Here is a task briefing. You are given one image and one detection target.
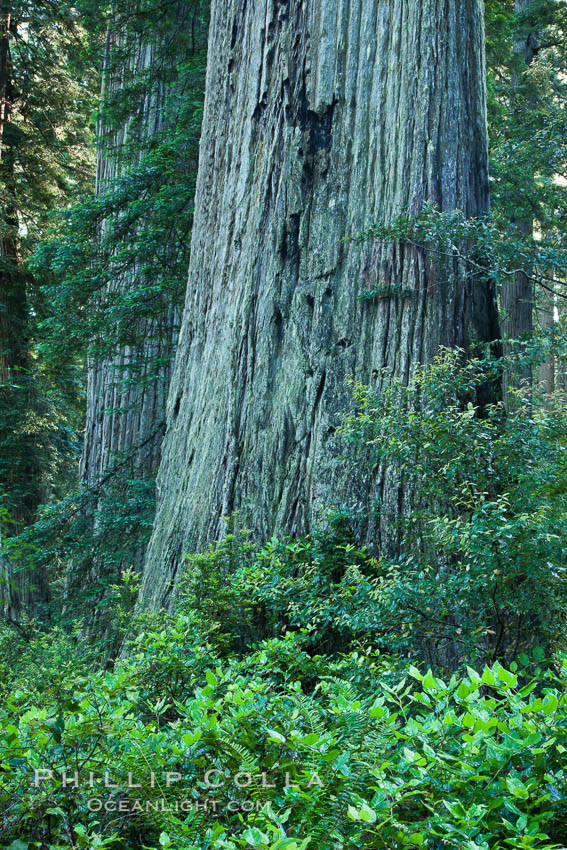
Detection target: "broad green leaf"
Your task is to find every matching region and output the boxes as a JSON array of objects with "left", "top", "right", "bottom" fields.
[{"left": 205, "top": 670, "right": 218, "bottom": 687}]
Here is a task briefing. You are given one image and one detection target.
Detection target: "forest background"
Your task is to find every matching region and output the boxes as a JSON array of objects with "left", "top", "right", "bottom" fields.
[{"left": 2, "top": 1, "right": 567, "bottom": 848}]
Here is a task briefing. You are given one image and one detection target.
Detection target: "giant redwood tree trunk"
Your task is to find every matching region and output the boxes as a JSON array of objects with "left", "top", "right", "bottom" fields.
[
  {"left": 80, "top": 29, "right": 177, "bottom": 506},
  {"left": 138, "top": 0, "right": 500, "bottom": 610}
]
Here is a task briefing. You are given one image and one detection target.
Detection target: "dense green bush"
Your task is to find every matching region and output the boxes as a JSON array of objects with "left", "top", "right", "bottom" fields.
[
  {"left": 1, "top": 615, "right": 567, "bottom": 849},
  {"left": 340, "top": 351, "right": 567, "bottom": 666},
  {"left": 173, "top": 352, "right": 567, "bottom": 670}
]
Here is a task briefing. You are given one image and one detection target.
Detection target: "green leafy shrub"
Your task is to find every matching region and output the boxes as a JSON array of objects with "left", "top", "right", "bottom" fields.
[
  {"left": 339, "top": 350, "right": 567, "bottom": 666},
  {"left": 177, "top": 513, "right": 374, "bottom": 658},
  {"left": 1, "top": 617, "right": 567, "bottom": 849},
  {"left": 174, "top": 351, "right": 567, "bottom": 671}
]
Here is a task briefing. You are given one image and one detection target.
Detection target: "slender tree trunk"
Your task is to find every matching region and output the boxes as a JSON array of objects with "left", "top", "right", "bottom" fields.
[
  {"left": 538, "top": 285, "right": 555, "bottom": 394},
  {"left": 0, "top": 6, "right": 10, "bottom": 158},
  {"left": 0, "top": 8, "right": 49, "bottom": 619},
  {"left": 557, "top": 300, "right": 567, "bottom": 395},
  {"left": 501, "top": 0, "right": 536, "bottom": 403},
  {"left": 138, "top": 0, "right": 500, "bottom": 611}
]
